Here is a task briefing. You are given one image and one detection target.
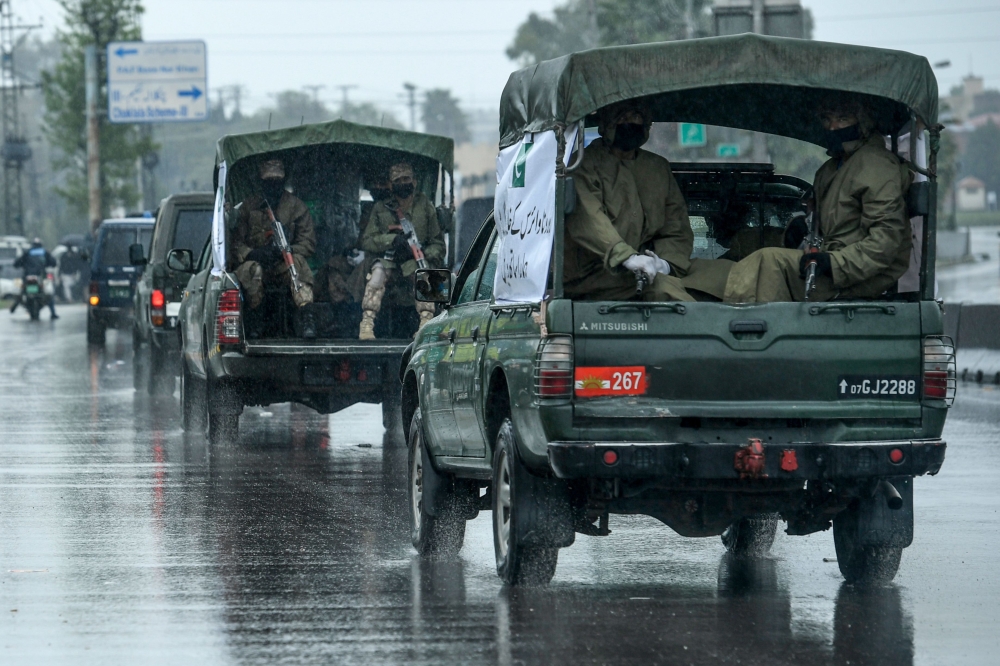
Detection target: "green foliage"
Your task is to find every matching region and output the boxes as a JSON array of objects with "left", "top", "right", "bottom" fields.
[
  {"left": 506, "top": 0, "right": 712, "bottom": 66},
  {"left": 421, "top": 89, "right": 470, "bottom": 144},
  {"left": 963, "top": 120, "right": 1000, "bottom": 195},
  {"left": 40, "top": 0, "right": 155, "bottom": 219}
]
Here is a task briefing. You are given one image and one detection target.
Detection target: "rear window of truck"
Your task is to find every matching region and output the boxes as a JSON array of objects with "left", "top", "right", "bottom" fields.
[{"left": 172, "top": 209, "right": 213, "bottom": 257}]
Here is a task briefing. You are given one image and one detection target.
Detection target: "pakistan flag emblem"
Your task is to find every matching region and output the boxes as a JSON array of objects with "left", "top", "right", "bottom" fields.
[{"left": 512, "top": 141, "right": 533, "bottom": 188}]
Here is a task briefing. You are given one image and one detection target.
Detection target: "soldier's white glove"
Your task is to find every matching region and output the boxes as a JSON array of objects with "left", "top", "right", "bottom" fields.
[
  {"left": 347, "top": 249, "right": 365, "bottom": 267},
  {"left": 643, "top": 250, "right": 671, "bottom": 276},
  {"left": 622, "top": 253, "right": 658, "bottom": 282}
]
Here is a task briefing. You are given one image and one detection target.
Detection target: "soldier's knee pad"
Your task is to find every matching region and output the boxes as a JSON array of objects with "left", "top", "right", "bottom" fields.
[{"left": 367, "top": 262, "right": 387, "bottom": 289}]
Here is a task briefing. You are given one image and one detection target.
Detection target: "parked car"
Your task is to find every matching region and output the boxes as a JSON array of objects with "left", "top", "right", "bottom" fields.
[
  {"left": 0, "top": 242, "right": 23, "bottom": 300},
  {"left": 178, "top": 119, "right": 455, "bottom": 443},
  {"left": 131, "top": 193, "right": 214, "bottom": 395},
  {"left": 401, "top": 35, "right": 952, "bottom": 586},
  {"left": 87, "top": 219, "right": 154, "bottom": 345}
]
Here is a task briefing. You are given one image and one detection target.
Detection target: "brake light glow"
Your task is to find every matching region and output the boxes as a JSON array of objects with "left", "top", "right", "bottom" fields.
[
  {"left": 215, "top": 289, "right": 242, "bottom": 345},
  {"left": 150, "top": 289, "right": 166, "bottom": 326},
  {"left": 89, "top": 295, "right": 99, "bottom": 306},
  {"left": 923, "top": 336, "right": 956, "bottom": 405},
  {"left": 534, "top": 336, "right": 574, "bottom": 399}
]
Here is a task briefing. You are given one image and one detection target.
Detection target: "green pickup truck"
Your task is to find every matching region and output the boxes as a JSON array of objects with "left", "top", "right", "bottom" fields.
[{"left": 401, "top": 35, "right": 954, "bottom": 586}]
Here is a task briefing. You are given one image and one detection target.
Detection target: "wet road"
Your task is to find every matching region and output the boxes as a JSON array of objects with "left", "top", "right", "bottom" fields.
[{"left": 2, "top": 305, "right": 999, "bottom": 665}]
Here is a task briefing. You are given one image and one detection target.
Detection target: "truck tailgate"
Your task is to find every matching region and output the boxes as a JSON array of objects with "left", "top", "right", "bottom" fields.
[{"left": 571, "top": 301, "right": 922, "bottom": 420}]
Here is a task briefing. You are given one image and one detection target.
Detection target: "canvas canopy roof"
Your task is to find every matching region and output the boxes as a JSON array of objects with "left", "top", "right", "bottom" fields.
[
  {"left": 216, "top": 119, "right": 454, "bottom": 173},
  {"left": 499, "top": 34, "right": 938, "bottom": 149}
]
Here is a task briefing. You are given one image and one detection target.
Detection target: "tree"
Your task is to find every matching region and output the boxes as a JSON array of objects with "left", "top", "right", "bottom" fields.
[
  {"left": 40, "top": 0, "right": 156, "bottom": 220},
  {"left": 506, "top": 0, "right": 712, "bottom": 66},
  {"left": 963, "top": 120, "right": 1000, "bottom": 197},
  {"left": 422, "top": 89, "right": 470, "bottom": 144},
  {"left": 339, "top": 102, "right": 404, "bottom": 130}
]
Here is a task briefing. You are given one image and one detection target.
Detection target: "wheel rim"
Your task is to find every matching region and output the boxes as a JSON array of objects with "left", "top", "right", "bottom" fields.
[
  {"left": 411, "top": 439, "right": 423, "bottom": 532},
  {"left": 496, "top": 449, "right": 511, "bottom": 559}
]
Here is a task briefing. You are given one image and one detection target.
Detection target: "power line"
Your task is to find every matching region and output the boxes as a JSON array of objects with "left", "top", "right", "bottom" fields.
[{"left": 819, "top": 5, "right": 1000, "bottom": 22}]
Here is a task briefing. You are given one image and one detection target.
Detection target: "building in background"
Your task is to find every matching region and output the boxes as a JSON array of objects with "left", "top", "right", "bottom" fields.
[
  {"left": 956, "top": 176, "right": 987, "bottom": 212},
  {"left": 712, "top": 0, "right": 809, "bottom": 40}
]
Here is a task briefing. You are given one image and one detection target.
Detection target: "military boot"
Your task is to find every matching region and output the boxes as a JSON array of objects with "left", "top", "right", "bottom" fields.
[{"left": 359, "top": 310, "right": 377, "bottom": 340}]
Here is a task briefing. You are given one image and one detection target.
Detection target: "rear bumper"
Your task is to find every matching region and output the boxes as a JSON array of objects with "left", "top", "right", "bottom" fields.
[
  {"left": 215, "top": 346, "right": 404, "bottom": 393},
  {"left": 90, "top": 306, "right": 133, "bottom": 329},
  {"left": 548, "top": 439, "right": 946, "bottom": 481}
]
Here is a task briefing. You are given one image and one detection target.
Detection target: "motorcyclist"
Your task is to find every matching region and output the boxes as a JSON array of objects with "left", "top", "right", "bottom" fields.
[{"left": 11, "top": 238, "right": 58, "bottom": 319}]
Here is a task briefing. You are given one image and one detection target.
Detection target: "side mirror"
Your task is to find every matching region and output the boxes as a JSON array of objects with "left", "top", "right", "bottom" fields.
[
  {"left": 166, "top": 248, "right": 195, "bottom": 273},
  {"left": 129, "top": 243, "right": 147, "bottom": 266},
  {"left": 414, "top": 268, "right": 451, "bottom": 304}
]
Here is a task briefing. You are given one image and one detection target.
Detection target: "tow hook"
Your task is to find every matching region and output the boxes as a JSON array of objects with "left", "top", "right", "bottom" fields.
[{"left": 735, "top": 438, "right": 767, "bottom": 479}]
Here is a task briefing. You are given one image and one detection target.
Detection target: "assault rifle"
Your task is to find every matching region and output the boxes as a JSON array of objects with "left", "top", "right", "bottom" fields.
[
  {"left": 262, "top": 201, "right": 306, "bottom": 297},
  {"left": 634, "top": 270, "right": 649, "bottom": 297},
  {"left": 392, "top": 211, "right": 428, "bottom": 270},
  {"left": 802, "top": 209, "right": 822, "bottom": 300}
]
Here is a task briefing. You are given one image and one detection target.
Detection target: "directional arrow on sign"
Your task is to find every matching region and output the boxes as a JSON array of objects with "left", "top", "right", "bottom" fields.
[
  {"left": 115, "top": 47, "right": 138, "bottom": 58},
  {"left": 178, "top": 86, "right": 202, "bottom": 100},
  {"left": 839, "top": 379, "right": 848, "bottom": 394}
]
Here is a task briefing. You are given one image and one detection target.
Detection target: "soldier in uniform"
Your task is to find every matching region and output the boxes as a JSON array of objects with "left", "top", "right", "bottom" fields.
[
  {"left": 358, "top": 162, "right": 445, "bottom": 339},
  {"left": 565, "top": 100, "right": 733, "bottom": 302},
  {"left": 232, "top": 158, "right": 318, "bottom": 338},
  {"left": 724, "top": 97, "right": 911, "bottom": 303}
]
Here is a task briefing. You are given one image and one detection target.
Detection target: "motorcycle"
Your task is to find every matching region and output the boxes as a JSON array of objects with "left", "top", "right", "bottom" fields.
[{"left": 21, "top": 272, "right": 53, "bottom": 321}]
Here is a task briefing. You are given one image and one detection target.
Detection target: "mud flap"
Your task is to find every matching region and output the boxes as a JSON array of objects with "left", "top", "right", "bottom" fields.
[
  {"left": 421, "top": 442, "right": 478, "bottom": 520},
  {"left": 854, "top": 476, "right": 914, "bottom": 548},
  {"left": 513, "top": 462, "right": 576, "bottom": 549}
]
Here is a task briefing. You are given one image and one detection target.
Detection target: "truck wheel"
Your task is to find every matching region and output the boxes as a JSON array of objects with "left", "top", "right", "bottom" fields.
[
  {"left": 147, "top": 347, "right": 174, "bottom": 396},
  {"left": 181, "top": 365, "right": 207, "bottom": 432},
  {"left": 87, "top": 315, "right": 105, "bottom": 346},
  {"left": 133, "top": 335, "right": 150, "bottom": 392},
  {"left": 382, "top": 382, "right": 404, "bottom": 441},
  {"left": 208, "top": 413, "right": 239, "bottom": 445},
  {"left": 833, "top": 502, "right": 903, "bottom": 585},
  {"left": 492, "top": 418, "right": 559, "bottom": 586},
  {"left": 721, "top": 513, "right": 779, "bottom": 558},
  {"left": 408, "top": 408, "right": 466, "bottom": 556}
]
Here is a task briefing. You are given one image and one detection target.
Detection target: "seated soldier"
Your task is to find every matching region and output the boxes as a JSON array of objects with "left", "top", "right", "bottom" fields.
[
  {"left": 724, "top": 96, "right": 911, "bottom": 303},
  {"left": 564, "top": 100, "right": 733, "bottom": 302},
  {"left": 358, "top": 162, "right": 445, "bottom": 339},
  {"left": 232, "top": 158, "right": 318, "bottom": 338}
]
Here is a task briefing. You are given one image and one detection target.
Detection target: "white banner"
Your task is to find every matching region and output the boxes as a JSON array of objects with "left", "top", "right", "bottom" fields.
[
  {"left": 493, "top": 127, "right": 577, "bottom": 304},
  {"left": 210, "top": 161, "right": 227, "bottom": 276}
]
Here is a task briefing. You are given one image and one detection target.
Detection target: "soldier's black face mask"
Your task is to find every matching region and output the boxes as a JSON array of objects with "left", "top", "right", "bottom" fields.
[
  {"left": 612, "top": 122, "right": 647, "bottom": 152},
  {"left": 261, "top": 178, "right": 285, "bottom": 206},
  {"left": 823, "top": 124, "right": 861, "bottom": 155},
  {"left": 392, "top": 182, "right": 415, "bottom": 199}
]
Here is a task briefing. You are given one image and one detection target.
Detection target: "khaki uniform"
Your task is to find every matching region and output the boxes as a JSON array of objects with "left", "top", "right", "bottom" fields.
[
  {"left": 232, "top": 192, "right": 316, "bottom": 309},
  {"left": 564, "top": 138, "right": 731, "bottom": 301},
  {"left": 360, "top": 193, "right": 444, "bottom": 306},
  {"left": 724, "top": 135, "right": 911, "bottom": 303}
]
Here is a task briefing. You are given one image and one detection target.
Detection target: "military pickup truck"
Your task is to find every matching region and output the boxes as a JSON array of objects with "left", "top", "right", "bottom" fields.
[
  {"left": 401, "top": 35, "right": 953, "bottom": 586},
  {"left": 178, "top": 120, "right": 454, "bottom": 443}
]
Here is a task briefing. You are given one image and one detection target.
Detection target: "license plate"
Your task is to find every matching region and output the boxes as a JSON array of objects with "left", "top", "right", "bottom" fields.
[
  {"left": 837, "top": 375, "right": 920, "bottom": 400},
  {"left": 109, "top": 287, "right": 131, "bottom": 299},
  {"left": 574, "top": 366, "right": 647, "bottom": 398},
  {"left": 25, "top": 285, "right": 39, "bottom": 294}
]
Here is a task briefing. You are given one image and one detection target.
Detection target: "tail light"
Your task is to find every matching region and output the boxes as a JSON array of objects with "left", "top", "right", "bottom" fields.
[
  {"left": 150, "top": 289, "right": 166, "bottom": 326},
  {"left": 215, "top": 289, "right": 242, "bottom": 345},
  {"left": 89, "top": 281, "right": 99, "bottom": 306},
  {"left": 923, "top": 336, "right": 956, "bottom": 405},
  {"left": 534, "top": 335, "right": 574, "bottom": 399}
]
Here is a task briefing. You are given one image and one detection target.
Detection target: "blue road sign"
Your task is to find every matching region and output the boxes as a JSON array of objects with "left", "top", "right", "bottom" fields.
[{"left": 107, "top": 40, "right": 208, "bottom": 124}]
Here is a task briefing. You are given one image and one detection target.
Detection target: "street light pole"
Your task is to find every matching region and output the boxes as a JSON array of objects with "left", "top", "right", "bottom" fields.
[{"left": 85, "top": 44, "right": 101, "bottom": 233}]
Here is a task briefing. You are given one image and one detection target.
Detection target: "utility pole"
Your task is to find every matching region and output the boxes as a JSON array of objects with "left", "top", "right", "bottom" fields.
[
  {"left": 85, "top": 44, "right": 101, "bottom": 233},
  {"left": 685, "top": 0, "right": 695, "bottom": 40},
  {"left": 335, "top": 84, "right": 356, "bottom": 114},
  {"left": 403, "top": 82, "right": 417, "bottom": 132},
  {"left": 0, "top": 0, "right": 40, "bottom": 236},
  {"left": 302, "top": 84, "right": 325, "bottom": 105},
  {"left": 750, "top": 0, "right": 768, "bottom": 163}
]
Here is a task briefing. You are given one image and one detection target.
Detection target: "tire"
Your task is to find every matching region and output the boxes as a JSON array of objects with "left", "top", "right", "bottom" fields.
[
  {"left": 382, "top": 381, "right": 404, "bottom": 441},
  {"left": 133, "top": 335, "right": 151, "bottom": 392},
  {"left": 147, "top": 347, "right": 174, "bottom": 396},
  {"left": 28, "top": 300, "right": 41, "bottom": 321},
  {"left": 492, "top": 418, "right": 559, "bottom": 587},
  {"left": 833, "top": 502, "right": 903, "bottom": 585},
  {"left": 408, "top": 408, "right": 467, "bottom": 556},
  {"left": 181, "top": 364, "right": 207, "bottom": 432},
  {"left": 721, "top": 513, "right": 779, "bottom": 558},
  {"left": 87, "top": 314, "right": 106, "bottom": 346},
  {"left": 208, "top": 413, "right": 239, "bottom": 445}
]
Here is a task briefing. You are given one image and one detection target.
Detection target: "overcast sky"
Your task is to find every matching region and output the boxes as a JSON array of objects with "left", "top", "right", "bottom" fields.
[{"left": 27, "top": 0, "right": 1000, "bottom": 120}]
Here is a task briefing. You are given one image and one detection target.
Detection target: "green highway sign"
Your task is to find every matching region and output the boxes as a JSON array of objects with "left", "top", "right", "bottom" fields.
[
  {"left": 679, "top": 123, "right": 707, "bottom": 147},
  {"left": 717, "top": 144, "right": 741, "bottom": 157}
]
